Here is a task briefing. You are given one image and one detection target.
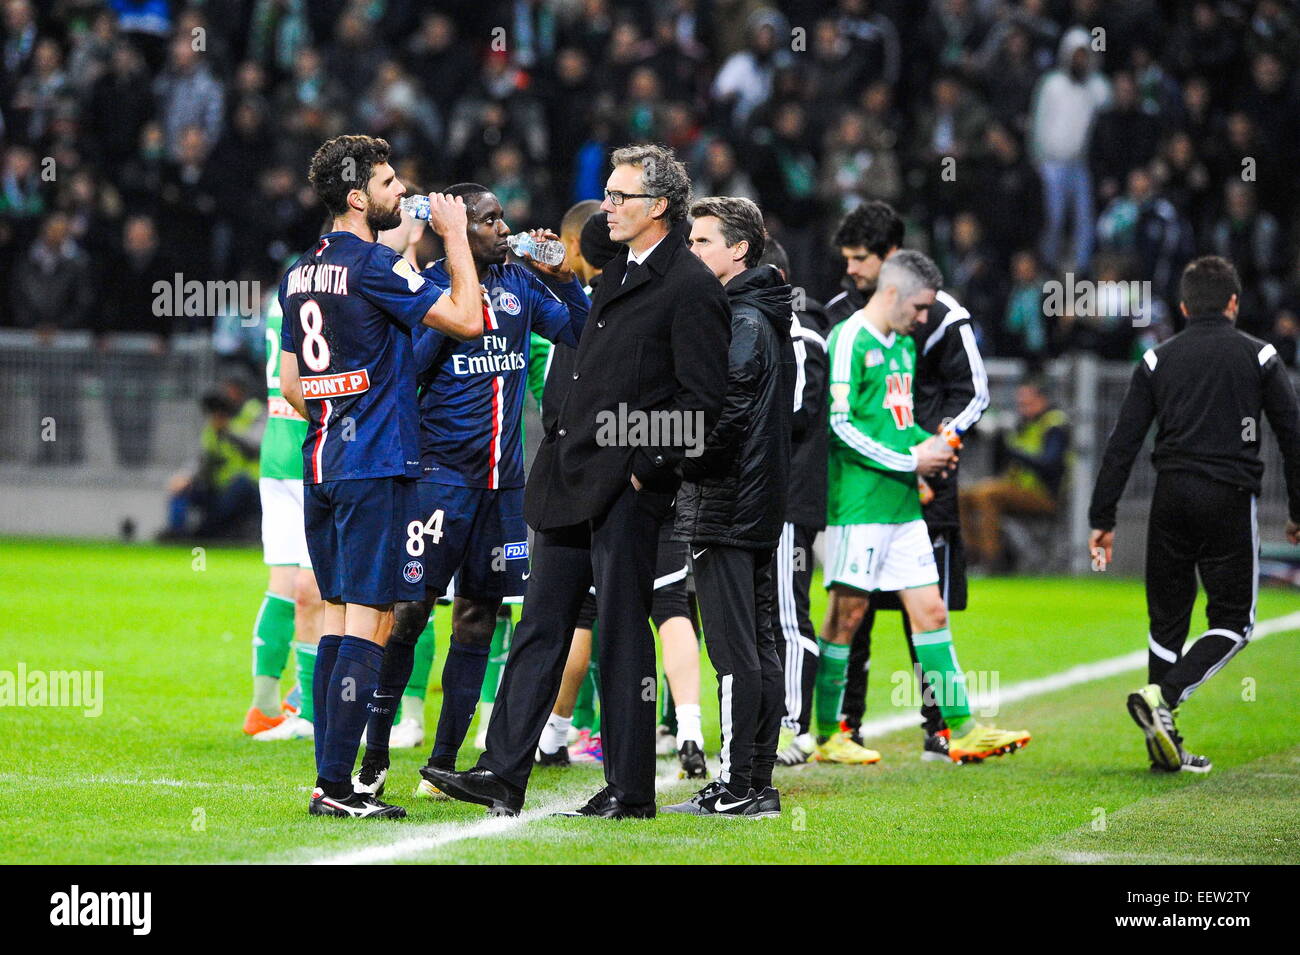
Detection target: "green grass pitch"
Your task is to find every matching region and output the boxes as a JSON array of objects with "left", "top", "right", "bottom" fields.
[{"left": 1, "top": 537, "right": 1297, "bottom": 865}]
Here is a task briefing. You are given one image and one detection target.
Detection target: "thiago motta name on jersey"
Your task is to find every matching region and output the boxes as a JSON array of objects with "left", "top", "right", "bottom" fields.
[
  {"left": 300, "top": 369, "right": 371, "bottom": 398},
  {"left": 284, "top": 262, "right": 350, "bottom": 296}
]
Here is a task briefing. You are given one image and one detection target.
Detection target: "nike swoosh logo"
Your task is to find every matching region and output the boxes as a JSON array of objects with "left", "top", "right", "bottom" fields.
[
  {"left": 714, "top": 796, "right": 750, "bottom": 811},
  {"left": 521, "top": 570, "right": 530, "bottom": 580},
  {"left": 692, "top": 548, "right": 708, "bottom": 559}
]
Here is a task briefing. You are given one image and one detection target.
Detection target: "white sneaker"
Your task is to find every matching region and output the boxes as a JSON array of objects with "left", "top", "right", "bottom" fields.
[
  {"left": 253, "top": 715, "right": 314, "bottom": 741},
  {"left": 388, "top": 716, "right": 425, "bottom": 749},
  {"left": 473, "top": 702, "right": 493, "bottom": 749},
  {"left": 351, "top": 764, "right": 388, "bottom": 797}
]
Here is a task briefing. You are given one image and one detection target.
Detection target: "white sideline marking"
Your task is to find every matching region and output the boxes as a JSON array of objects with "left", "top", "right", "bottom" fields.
[
  {"left": 852, "top": 610, "right": 1300, "bottom": 742},
  {"left": 308, "top": 765, "right": 685, "bottom": 866},
  {"left": 300, "top": 611, "right": 1300, "bottom": 865},
  {"left": 0, "top": 773, "right": 280, "bottom": 792}
]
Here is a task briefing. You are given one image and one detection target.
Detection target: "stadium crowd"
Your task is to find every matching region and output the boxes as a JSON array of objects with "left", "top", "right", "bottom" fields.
[{"left": 2, "top": 0, "right": 1300, "bottom": 368}]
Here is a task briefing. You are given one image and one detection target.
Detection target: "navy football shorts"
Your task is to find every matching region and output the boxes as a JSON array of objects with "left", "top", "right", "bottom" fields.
[
  {"left": 304, "top": 476, "right": 424, "bottom": 605},
  {"left": 410, "top": 483, "right": 529, "bottom": 602}
]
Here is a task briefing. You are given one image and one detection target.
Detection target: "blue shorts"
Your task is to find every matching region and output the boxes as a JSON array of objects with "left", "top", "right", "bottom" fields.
[
  {"left": 304, "top": 476, "right": 425, "bottom": 605},
  {"left": 412, "top": 483, "right": 528, "bottom": 602}
]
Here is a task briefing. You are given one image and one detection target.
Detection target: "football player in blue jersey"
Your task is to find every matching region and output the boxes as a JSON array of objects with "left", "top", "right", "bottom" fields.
[
  {"left": 277, "top": 135, "right": 484, "bottom": 818},
  {"left": 354, "top": 183, "right": 591, "bottom": 799}
]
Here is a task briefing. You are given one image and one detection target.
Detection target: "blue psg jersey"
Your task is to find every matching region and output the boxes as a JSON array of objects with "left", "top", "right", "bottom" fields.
[
  {"left": 414, "top": 261, "right": 589, "bottom": 489},
  {"left": 279, "top": 231, "right": 444, "bottom": 484}
]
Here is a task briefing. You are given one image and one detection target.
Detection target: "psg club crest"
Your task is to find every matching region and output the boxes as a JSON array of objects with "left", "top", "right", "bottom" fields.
[
  {"left": 403, "top": 560, "right": 424, "bottom": 584},
  {"left": 495, "top": 291, "right": 521, "bottom": 315}
]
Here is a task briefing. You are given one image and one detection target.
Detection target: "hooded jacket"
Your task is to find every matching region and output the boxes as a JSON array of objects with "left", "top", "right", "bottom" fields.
[{"left": 673, "top": 265, "right": 795, "bottom": 549}]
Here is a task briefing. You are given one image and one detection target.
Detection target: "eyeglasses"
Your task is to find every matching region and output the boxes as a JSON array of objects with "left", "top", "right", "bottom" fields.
[{"left": 604, "top": 189, "right": 661, "bottom": 206}]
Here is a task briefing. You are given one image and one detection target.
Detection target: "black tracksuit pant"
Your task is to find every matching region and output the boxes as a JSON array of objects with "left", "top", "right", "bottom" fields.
[
  {"left": 480, "top": 483, "right": 666, "bottom": 806},
  {"left": 1146, "top": 471, "right": 1257, "bottom": 706},
  {"left": 776, "top": 522, "right": 819, "bottom": 735},
  {"left": 692, "top": 544, "right": 784, "bottom": 793}
]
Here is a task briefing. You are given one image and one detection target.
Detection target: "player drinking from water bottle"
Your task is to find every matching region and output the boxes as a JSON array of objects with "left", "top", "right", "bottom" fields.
[{"left": 278, "top": 135, "right": 483, "bottom": 818}]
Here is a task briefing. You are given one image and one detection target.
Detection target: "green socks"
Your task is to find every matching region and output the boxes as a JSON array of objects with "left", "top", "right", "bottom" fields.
[
  {"left": 910, "top": 627, "right": 972, "bottom": 733},
  {"left": 573, "top": 624, "right": 600, "bottom": 732},
  {"left": 403, "top": 618, "right": 437, "bottom": 700},
  {"left": 814, "top": 639, "right": 850, "bottom": 738},
  {"left": 479, "top": 613, "right": 513, "bottom": 705},
  {"left": 292, "top": 641, "right": 316, "bottom": 723},
  {"left": 251, "top": 592, "right": 294, "bottom": 714}
]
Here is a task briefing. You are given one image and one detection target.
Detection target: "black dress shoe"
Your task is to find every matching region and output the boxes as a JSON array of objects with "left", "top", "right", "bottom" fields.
[
  {"left": 553, "top": 785, "right": 656, "bottom": 819},
  {"left": 420, "top": 765, "right": 524, "bottom": 817}
]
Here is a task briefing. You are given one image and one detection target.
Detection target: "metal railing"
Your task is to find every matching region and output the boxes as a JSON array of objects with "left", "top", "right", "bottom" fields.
[{"left": 0, "top": 331, "right": 217, "bottom": 474}]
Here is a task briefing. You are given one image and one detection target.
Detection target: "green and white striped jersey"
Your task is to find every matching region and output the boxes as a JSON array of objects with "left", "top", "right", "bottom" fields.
[
  {"left": 260, "top": 296, "right": 307, "bottom": 480},
  {"left": 826, "top": 310, "right": 930, "bottom": 525}
]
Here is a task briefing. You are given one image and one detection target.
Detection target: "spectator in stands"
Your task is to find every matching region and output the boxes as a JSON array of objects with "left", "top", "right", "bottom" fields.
[
  {"left": 750, "top": 100, "right": 820, "bottom": 284},
  {"left": 710, "top": 8, "right": 790, "bottom": 132},
  {"left": 1210, "top": 181, "right": 1285, "bottom": 334},
  {"left": 960, "top": 379, "right": 1072, "bottom": 571},
  {"left": 1151, "top": 131, "right": 1212, "bottom": 239},
  {"left": 153, "top": 31, "right": 225, "bottom": 159},
  {"left": 87, "top": 40, "right": 152, "bottom": 168},
  {"left": 165, "top": 372, "right": 262, "bottom": 540},
  {"left": 1029, "top": 26, "right": 1110, "bottom": 274},
  {"left": 8, "top": 35, "right": 65, "bottom": 142},
  {"left": 1, "top": 0, "right": 38, "bottom": 101},
  {"left": 404, "top": 12, "right": 474, "bottom": 129},
  {"left": 818, "top": 108, "right": 900, "bottom": 215},
  {"left": 1089, "top": 71, "right": 1161, "bottom": 207},
  {"left": 1002, "top": 249, "right": 1048, "bottom": 359},
  {"left": 836, "top": 0, "right": 901, "bottom": 89},
  {"left": 693, "top": 139, "right": 757, "bottom": 204},
  {"left": 974, "top": 20, "right": 1041, "bottom": 128},
  {"left": 970, "top": 122, "right": 1042, "bottom": 269},
  {"left": 12, "top": 211, "right": 94, "bottom": 464},
  {"left": 944, "top": 210, "right": 1005, "bottom": 335},
  {"left": 99, "top": 214, "right": 176, "bottom": 467}
]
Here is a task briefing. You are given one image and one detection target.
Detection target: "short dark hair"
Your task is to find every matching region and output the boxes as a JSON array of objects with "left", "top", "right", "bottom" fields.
[
  {"left": 689, "top": 196, "right": 766, "bottom": 267},
  {"left": 1180, "top": 255, "right": 1241, "bottom": 316},
  {"left": 579, "top": 211, "right": 620, "bottom": 270},
  {"left": 610, "top": 143, "right": 691, "bottom": 224},
  {"left": 308, "top": 135, "right": 392, "bottom": 217},
  {"left": 562, "top": 199, "right": 603, "bottom": 239},
  {"left": 446, "top": 182, "right": 491, "bottom": 205},
  {"left": 759, "top": 236, "right": 790, "bottom": 279},
  {"left": 834, "top": 200, "right": 904, "bottom": 257}
]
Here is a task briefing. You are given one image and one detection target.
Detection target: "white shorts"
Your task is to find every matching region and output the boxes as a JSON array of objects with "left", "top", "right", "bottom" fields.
[
  {"left": 260, "top": 477, "right": 312, "bottom": 568},
  {"left": 824, "top": 520, "right": 938, "bottom": 593}
]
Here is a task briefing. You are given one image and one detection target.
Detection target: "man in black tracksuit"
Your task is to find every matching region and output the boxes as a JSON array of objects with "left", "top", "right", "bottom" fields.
[
  {"left": 1090, "top": 256, "right": 1300, "bottom": 773},
  {"left": 757, "top": 240, "right": 832, "bottom": 763},
  {"left": 668, "top": 197, "right": 795, "bottom": 817},
  {"left": 822, "top": 202, "right": 990, "bottom": 760}
]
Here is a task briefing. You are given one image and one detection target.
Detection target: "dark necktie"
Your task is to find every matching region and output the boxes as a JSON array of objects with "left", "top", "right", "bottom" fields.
[{"left": 622, "top": 257, "right": 640, "bottom": 285}]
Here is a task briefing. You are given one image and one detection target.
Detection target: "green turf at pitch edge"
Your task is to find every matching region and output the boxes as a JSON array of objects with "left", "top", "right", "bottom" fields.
[{"left": 0, "top": 538, "right": 1295, "bottom": 864}]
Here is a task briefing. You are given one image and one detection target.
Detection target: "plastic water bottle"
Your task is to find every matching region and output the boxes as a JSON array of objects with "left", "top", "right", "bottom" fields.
[
  {"left": 917, "top": 419, "right": 964, "bottom": 505},
  {"left": 400, "top": 195, "right": 431, "bottom": 220},
  {"left": 507, "top": 232, "right": 566, "bottom": 267}
]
